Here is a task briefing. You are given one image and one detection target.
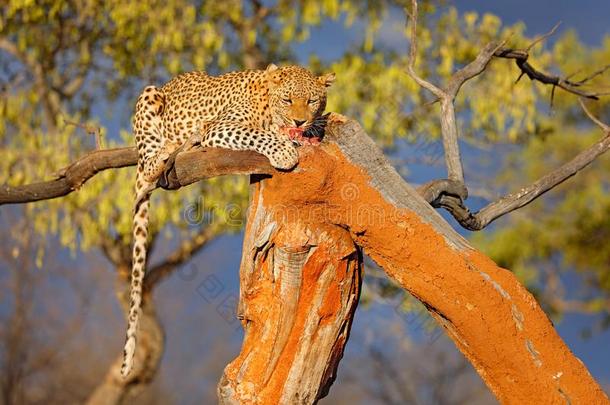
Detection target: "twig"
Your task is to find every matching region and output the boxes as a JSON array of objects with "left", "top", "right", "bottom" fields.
[
  {"left": 493, "top": 48, "right": 602, "bottom": 100},
  {"left": 573, "top": 64, "right": 610, "bottom": 85},
  {"left": 579, "top": 98, "right": 610, "bottom": 132},
  {"left": 404, "top": 2, "right": 444, "bottom": 99},
  {"left": 446, "top": 41, "right": 506, "bottom": 98},
  {"left": 526, "top": 22, "right": 561, "bottom": 52},
  {"left": 64, "top": 118, "right": 103, "bottom": 149}
]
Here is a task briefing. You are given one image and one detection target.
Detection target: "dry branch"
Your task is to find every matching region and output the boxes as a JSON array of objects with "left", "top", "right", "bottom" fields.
[
  {"left": 0, "top": 148, "right": 137, "bottom": 205},
  {"left": 434, "top": 122, "right": 610, "bottom": 230},
  {"left": 493, "top": 48, "right": 603, "bottom": 100},
  {"left": 0, "top": 147, "right": 273, "bottom": 206},
  {"left": 405, "top": 0, "right": 467, "bottom": 185},
  {"left": 405, "top": 0, "right": 610, "bottom": 231}
]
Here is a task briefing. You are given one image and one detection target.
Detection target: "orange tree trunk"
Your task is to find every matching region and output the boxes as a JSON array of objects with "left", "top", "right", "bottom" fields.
[
  {"left": 217, "top": 115, "right": 608, "bottom": 404},
  {"left": 217, "top": 194, "right": 362, "bottom": 403}
]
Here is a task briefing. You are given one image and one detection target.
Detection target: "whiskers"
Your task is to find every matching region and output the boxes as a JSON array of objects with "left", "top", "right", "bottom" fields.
[{"left": 303, "top": 113, "right": 330, "bottom": 139}]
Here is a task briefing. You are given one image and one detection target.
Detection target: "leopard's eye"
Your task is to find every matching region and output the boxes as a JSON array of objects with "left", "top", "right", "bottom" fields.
[
  {"left": 307, "top": 98, "right": 318, "bottom": 105},
  {"left": 282, "top": 98, "right": 292, "bottom": 104}
]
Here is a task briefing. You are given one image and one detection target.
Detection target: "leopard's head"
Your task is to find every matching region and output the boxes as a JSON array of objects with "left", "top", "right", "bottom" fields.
[{"left": 266, "top": 64, "right": 335, "bottom": 133}]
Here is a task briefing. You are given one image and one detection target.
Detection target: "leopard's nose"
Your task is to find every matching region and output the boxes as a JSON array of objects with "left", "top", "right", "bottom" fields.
[{"left": 294, "top": 119, "right": 306, "bottom": 127}]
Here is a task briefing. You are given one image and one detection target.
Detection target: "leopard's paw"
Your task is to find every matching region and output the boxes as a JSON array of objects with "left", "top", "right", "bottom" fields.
[{"left": 268, "top": 141, "right": 298, "bottom": 170}]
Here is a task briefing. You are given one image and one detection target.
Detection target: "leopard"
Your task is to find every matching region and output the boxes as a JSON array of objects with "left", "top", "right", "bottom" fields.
[{"left": 121, "top": 64, "right": 335, "bottom": 377}]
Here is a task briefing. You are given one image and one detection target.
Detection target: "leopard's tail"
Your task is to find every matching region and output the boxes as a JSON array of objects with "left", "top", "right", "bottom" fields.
[{"left": 121, "top": 166, "right": 153, "bottom": 378}]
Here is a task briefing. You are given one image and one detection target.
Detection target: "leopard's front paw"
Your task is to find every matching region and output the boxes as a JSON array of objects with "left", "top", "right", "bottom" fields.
[{"left": 268, "top": 141, "right": 298, "bottom": 170}]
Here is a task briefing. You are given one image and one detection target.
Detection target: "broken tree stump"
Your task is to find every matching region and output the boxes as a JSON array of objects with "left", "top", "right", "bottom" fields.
[{"left": 217, "top": 189, "right": 362, "bottom": 403}]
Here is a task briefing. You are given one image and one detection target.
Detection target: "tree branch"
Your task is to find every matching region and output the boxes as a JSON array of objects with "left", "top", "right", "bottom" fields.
[
  {"left": 490, "top": 22, "right": 609, "bottom": 101},
  {"left": 0, "top": 148, "right": 137, "bottom": 205},
  {"left": 143, "top": 225, "right": 219, "bottom": 291},
  {"left": 405, "top": 0, "right": 610, "bottom": 230},
  {"left": 0, "top": 147, "right": 274, "bottom": 206},
  {"left": 493, "top": 48, "right": 602, "bottom": 100},
  {"left": 435, "top": 115, "right": 610, "bottom": 231},
  {"left": 405, "top": 0, "right": 504, "bottom": 188}
]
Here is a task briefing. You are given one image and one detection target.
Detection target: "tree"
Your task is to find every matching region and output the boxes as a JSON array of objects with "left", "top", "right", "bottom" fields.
[
  {"left": 1, "top": 0, "right": 610, "bottom": 402},
  {"left": 1, "top": 0, "right": 402, "bottom": 400}
]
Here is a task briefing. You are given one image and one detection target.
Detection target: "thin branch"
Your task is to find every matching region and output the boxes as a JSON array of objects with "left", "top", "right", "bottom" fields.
[
  {"left": 63, "top": 118, "right": 103, "bottom": 149},
  {"left": 580, "top": 98, "right": 610, "bottom": 132},
  {"left": 143, "top": 225, "right": 219, "bottom": 291},
  {"left": 573, "top": 64, "right": 610, "bottom": 85},
  {"left": 526, "top": 22, "right": 561, "bottom": 52},
  {"left": 493, "top": 48, "right": 602, "bottom": 100},
  {"left": 446, "top": 41, "right": 505, "bottom": 98},
  {"left": 404, "top": 1, "right": 444, "bottom": 99},
  {"left": 492, "top": 22, "right": 607, "bottom": 99},
  {"left": 405, "top": 0, "right": 466, "bottom": 185},
  {"left": 430, "top": 119, "right": 610, "bottom": 231}
]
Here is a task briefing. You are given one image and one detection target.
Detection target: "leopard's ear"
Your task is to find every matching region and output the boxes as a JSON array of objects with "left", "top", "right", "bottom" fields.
[
  {"left": 266, "top": 63, "right": 279, "bottom": 73},
  {"left": 317, "top": 72, "right": 336, "bottom": 88},
  {"left": 266, "top": 63, "right": 282, "bottom": 88}
]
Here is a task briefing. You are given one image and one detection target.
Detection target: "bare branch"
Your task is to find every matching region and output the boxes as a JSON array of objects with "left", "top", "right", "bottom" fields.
[
  {"left": 580, "top": 98, "right": 610, "bottom": 132},
  {"left": 526, "top": 22, "right": 561, "bottom": 52},
  {"left": 143, "top": 225, "right": 219, "bottom": 290},
  {"left": 63, "top": 118, "right": 103, "bottom": 149},
  {"left": 493, "top": 48, "right": 602, "bottom": 99},
  {"left": 446, "top": 41, "right": 506, "bottom": 97},
  {"left": 573, "top": 64, "right": 610, "bottom": 85},
  {"left": 0, "top": 147, "right": 274, "bottom": 206},
  {"left": 430, "top": 124, "right": 610, "bottom": 230},
  {"left": 404, "top": 1, "right": 444, "bottom": 98},
  {"left": 405, "top": 0, "right": 466, "bottom": 184}
]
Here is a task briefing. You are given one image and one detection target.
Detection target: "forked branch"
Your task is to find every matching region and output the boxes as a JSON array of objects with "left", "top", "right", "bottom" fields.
[{"left": 406, "top": 0, "right": 610, "bottom": 230}]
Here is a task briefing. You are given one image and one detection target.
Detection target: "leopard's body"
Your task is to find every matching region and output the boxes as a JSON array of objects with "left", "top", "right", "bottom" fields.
[{"left": 122, "top": 64, "right": 335, "bottom": 377}]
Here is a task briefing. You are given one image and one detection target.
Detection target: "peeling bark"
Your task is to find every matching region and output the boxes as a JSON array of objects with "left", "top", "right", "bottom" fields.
[{"left": 217, "top": 192, "right": 362, "bottom": 404}]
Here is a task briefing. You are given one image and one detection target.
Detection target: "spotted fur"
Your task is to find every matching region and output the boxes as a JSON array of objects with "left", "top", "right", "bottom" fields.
[{"left": 121, "top": 64, "right": 335, "bottom": 377}]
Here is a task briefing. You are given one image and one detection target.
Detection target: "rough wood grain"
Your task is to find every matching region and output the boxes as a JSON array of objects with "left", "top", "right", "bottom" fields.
[{"left": 218, "top": 194, "right": 362, "bottom": 404}]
